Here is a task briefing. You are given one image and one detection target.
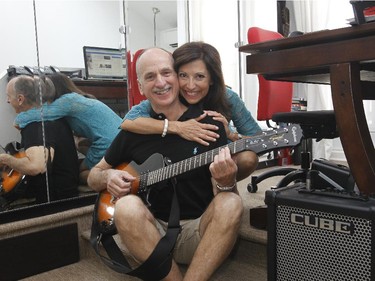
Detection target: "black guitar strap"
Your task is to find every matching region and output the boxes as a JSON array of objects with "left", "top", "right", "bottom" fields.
[{"left": 90, "top": 181, "right": 181, "bottom": 281}]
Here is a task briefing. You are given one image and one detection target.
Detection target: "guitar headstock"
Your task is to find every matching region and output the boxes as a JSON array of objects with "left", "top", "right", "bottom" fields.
[{"left": 244, "top": 124, "right": 303, "bottom": 155}]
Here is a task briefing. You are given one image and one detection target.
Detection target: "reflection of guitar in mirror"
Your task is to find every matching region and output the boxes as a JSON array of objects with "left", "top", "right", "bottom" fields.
[
  {"left": 0, "top": 142, "right": 27, "bottom": 196},
  {"left": 94, "top": 124, "right": 303, "bottom": 235}
]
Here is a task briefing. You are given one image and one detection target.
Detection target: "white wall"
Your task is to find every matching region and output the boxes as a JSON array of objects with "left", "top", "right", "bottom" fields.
[
  {"left": 36, "top": 1, "right": 123, "bottom": 68},
  {"left": 126, "top": 1, "right": 179, "bottom": 53},
  {"left": 0, "top": 1, "right": 37, "bottom": 72},
  {"left": 126, "top": 2, "right": 155, "bottom": 52}
]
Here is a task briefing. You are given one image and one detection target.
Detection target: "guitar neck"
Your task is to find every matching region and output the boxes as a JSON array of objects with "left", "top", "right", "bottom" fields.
[
  {"left": 144, "top": 138, "right": 245, "bottom": 185},
  {"left": 143, "top": 128, "right": 282, "bottom": 187}
]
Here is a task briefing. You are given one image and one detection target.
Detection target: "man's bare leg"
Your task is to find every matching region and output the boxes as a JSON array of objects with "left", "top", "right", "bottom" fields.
[
  {"left": 183, "top": 192, "right": 243, "bottom": 281},
  {"left": 236, "top": 151, "right": 258, "bottom": 181},
  {"left": 115, "top": 195, "right": 183, "bottom": 281}
]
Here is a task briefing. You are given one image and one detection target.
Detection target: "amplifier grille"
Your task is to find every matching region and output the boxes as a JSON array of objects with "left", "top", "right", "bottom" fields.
[{"left": 276, "top": 205, "right": 372, "bottom": 281}]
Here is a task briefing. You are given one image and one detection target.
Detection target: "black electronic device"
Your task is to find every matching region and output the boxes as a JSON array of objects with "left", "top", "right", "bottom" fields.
[
  {"left": 39, "top": 66, "right": 59, "bottom": 75},
  {"left": 7, "top": 65, "right": 33, "bottom": 77},
  {"left": 7, "top": 65, "right": 58, "bottom": 78},
  {"left": 311, "top": 158, "right": 355, "bottom": 192},
  {"left": 266, "top": 184, "right": 375, "bottom": 281},
  {"left": 83, "top": 46, "right": 126, "bottom": 80},
  {"left": 350, "top": 0, "right": 375, "bottom": 25}
]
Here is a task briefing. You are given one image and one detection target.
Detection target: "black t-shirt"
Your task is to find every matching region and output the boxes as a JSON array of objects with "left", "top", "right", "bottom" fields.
[
  {"left": 105, "top": 104, "right": 228, "bottom": 221},
  {"left": 21, "top": 119, "right": 79, "bottom": 203}
]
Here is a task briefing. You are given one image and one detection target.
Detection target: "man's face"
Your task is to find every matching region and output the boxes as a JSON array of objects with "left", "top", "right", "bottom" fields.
[
  {"left": 137, "top": 49, "right": 179, "bottom": 112},
  {"left": 6, "top": 79, "right": 22, "bottom": 113}
]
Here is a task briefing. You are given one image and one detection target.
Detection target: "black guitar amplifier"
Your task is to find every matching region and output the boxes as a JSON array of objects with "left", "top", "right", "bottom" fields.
[{"left": 266, "top": 184, "right": 375, "bottom": 281}]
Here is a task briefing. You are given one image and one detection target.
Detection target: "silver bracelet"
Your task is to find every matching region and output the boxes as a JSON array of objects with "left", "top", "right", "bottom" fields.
[
  {"left": 162, "top": 118, "right": 169, "bottom": 137},
  {"left": 216, "top": 182, "right": 236, "bottom": 192}
]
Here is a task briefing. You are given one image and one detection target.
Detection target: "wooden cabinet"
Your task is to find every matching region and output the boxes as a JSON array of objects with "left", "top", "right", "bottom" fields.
[{"left": 74, "top": 79, "right": 128, "bottom": 117}]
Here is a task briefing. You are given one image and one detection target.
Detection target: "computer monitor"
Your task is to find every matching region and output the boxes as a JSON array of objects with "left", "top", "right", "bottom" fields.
[{"left": 83, "top": 46, "right": 127, "bottom": 80}]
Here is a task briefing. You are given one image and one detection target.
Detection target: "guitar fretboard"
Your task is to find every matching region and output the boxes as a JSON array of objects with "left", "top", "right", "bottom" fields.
[{"left": 143, "top": 129, "right": 287, "bottom": 187}]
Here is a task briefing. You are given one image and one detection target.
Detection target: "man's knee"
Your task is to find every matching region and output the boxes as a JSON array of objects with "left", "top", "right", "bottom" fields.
[
  {"left": 114, "top": 195, "right": 146, "bottom": 226},
  {"left": 214, "top": 193, "right": 243, "bottom": 222},
  {"left": 236, "top": 151, "right": 259, "bottom": 181}
]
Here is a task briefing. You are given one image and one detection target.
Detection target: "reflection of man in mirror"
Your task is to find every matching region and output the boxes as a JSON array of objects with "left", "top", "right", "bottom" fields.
[{"left": 0, "top": 75, "right": 79, "bottom": 207}]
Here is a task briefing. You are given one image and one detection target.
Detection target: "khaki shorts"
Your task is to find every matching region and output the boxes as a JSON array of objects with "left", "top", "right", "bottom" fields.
[{"left": 155, "top": 218, "right": 201, "bottom": 265}]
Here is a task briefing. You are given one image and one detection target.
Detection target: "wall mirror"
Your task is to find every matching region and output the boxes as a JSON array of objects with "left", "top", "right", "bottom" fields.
[{"left": 0, "top": 0, "right": 183, "bottom": 223}]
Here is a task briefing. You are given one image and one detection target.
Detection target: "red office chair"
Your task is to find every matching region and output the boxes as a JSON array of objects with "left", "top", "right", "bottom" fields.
[
  {"left": 247, "top": 27, "right": 339, "bottom": 193},
  {"left": 248, "top": 27, "right": 293, "bottom": 127},
  {"left": 247, "top": 27, "right": 296, "bottom": 192},
  {"left": 127, "top": 49, "right": 147, "bottom": 109}
]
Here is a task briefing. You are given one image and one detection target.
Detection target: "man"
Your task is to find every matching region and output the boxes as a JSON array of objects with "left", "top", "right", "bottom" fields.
[
  {"left": 87, "top": 48, "right": 243, "bottom": 280},
  {"left": 0, "top": 75, "right": 79, "bottom": 203}
]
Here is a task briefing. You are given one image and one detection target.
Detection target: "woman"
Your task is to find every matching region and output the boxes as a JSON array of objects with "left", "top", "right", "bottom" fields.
[
  {"left": 14, "top": 73, "right": 122, "bottom": 184},
  {"left": 121, "top": 42, "right": 261, "bottom": 180}
]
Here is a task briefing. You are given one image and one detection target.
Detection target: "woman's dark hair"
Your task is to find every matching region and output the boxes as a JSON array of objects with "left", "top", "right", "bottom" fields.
[
  {"left": 173, "top": 41, "right": 231, "bottom": 120},
  {"left": 47, "top": 73, "right": 95, "bottom": 100}
]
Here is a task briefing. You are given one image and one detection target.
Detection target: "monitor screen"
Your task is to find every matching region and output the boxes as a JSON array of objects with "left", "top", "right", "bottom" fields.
[{"left": 83, "top": 46, "right": 127, "bottom": 80}]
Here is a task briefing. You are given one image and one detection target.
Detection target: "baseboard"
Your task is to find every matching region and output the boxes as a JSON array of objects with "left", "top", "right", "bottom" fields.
[{"left": 0, "top": 223, "right": 80, "bottom": 280}]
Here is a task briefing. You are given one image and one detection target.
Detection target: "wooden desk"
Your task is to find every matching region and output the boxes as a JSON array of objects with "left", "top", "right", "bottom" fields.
[
  {"left": 73, "top": 79, "right": 127, "bottom": 99},
  {"left": 240, "top": 22, "right": 375, "bottom": 195}
]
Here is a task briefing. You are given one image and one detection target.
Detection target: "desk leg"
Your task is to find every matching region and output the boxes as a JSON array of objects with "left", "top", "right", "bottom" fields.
[{"left": 330, "top": 62, "right": 375, "bottom": 195}]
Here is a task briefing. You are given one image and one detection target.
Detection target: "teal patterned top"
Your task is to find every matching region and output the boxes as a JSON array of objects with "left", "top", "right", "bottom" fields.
[{"left": 15, "top": 93, "right": 122, "bottom": 168}]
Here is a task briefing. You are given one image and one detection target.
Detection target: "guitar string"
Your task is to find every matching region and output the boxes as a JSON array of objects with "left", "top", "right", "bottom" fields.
[
  {"left": 144, "top": 131, "right": 271, "bottom": 186},
  {"left": 139, "top": 126, "right": 298, "bottom": 189}
]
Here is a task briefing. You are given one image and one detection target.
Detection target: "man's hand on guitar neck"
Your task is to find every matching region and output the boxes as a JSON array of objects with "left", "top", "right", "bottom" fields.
[{"left": 209, "top": 147, "right": 238, "bottom": 194}]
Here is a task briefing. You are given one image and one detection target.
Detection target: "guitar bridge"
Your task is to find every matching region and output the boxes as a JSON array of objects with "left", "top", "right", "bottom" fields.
[{"left": 100, "top": 218, "right": 117, "bottom": 236}]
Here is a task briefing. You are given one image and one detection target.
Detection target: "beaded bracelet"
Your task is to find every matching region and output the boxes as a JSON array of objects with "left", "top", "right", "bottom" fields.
[
  {"left": 216, "top": 182, "right": 236, "bottom": 192},
  {"left": 162, "top": 118, "right": 169, "bottom": 137}
]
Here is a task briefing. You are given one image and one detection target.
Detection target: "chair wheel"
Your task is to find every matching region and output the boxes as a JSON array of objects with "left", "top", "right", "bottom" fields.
[{"left": 247, "top": 183, "right": 258, "bottom": 193}]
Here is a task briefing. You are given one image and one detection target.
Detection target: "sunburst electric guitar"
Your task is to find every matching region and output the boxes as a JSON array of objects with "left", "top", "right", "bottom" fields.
[
  {"left": 94, "top": 124, "right": 303, "bottom": 235},
  {"left": 0, "top": 142, "right": 26, "bottom": 195}
]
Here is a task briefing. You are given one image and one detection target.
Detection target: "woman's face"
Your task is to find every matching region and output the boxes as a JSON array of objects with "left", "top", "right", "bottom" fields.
[{"left": 178, "top": 59, "right": 212, "bottom": 104}]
